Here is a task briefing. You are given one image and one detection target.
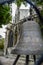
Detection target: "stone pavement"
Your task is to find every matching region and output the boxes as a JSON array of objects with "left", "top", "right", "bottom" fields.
[{"left": 0, "top": 55, "right": 34, "bottom": 65}]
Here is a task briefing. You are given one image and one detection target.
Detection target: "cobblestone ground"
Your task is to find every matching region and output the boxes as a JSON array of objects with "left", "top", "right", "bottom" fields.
[{"left": 0, "top": 55, "right": 34, "bottom": 65}]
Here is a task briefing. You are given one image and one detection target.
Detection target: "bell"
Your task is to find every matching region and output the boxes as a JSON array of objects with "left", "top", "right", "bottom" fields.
[
  {"left": 2, "top": 0, "right": 43, "bottom": 55},
  {"left": 11, "top": 20, "right": 43, "bottom": 55}
]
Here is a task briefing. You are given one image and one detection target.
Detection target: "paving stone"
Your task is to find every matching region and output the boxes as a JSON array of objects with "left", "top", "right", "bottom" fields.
[{"left": 0, "top": 56, "right": 34, "bottom": 65}]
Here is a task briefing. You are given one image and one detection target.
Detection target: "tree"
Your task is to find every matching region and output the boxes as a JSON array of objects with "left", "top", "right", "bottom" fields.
[{"left": 0, "top": 4, "right": 12, "bottom": 27}]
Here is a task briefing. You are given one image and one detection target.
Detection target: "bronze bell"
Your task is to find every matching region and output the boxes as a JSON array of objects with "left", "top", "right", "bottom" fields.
[
  {"left": 11, "top": 0, "right": 43, "bottom": 55},
  {"left": 11, "top": 20, "right": 43, "bottom": 55}
]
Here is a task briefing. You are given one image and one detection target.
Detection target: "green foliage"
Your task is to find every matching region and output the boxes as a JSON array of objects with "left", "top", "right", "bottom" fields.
[
  {"left": 15, "top": 0, "right": 27, "bottom": 7},
  {"left": 32, "top": 0, "right": 43, "bottom": 5},
  {"left": 15, "top": 0, "right": 24, "bottom": 7},
  {"left": 0, "top": 4, "right": 12, "bottom": 27},
  {"left": 0, "top": 38, "right": 4, "bottom": 50},
  {"left": 36, "top": 0, "right": 43, "bottom": 5}
]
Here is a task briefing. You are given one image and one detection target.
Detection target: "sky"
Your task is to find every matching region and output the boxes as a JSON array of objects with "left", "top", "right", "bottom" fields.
[
  {"left": 0, "top": 25, "right": 7, "bottom": 38},
  {"left": 0, "top": 3, "right": 30, "bottom": 38}
]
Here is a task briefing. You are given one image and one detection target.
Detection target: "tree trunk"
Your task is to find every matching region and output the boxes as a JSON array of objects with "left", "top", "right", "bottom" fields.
[{"left": 14, "top": 6, "right": 20, "bottom": 46}]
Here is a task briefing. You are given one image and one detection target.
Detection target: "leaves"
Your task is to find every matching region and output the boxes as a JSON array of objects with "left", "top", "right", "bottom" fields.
[
  {"left": 0, "top": 38, "right": 4, "bottom": 50},
  {"left": 36, "top": 0, "right": 43, "bottom": 5},
  {"left": 32, "top": 0, "right": 43, "bottom": 5},
  {"left": 15, "top": 0, "right": 26, "bottom": 7},
  {"left": 0, "top": 4, "right": 12, "bottom": 27}
]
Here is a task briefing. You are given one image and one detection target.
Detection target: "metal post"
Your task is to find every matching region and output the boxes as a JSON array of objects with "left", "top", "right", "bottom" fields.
[
  {"left": 25, "top": 55, "right": 29, "bottom": 65},
  {"left": 13, "top": 55, "right": 20, "bottom": 65},
  {"left": 33, "top": 55, "right": 36, "bottom": 62}
]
